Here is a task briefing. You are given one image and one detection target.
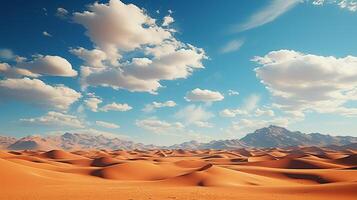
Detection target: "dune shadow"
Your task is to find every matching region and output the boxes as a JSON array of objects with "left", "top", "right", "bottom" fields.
[{"left": 282, "top": 173, "right": 331, "bottom": 184}]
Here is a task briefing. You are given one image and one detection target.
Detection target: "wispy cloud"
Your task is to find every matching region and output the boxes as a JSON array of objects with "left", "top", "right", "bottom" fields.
[
  {"left": 220, "top": 39, "right": 245, "bottom": 54},
  {"left": 231, "top": 0, "right": 301, "bottom": 32},
  {"left": 96, "top": 120, "right": 120, "bottom": 129}
]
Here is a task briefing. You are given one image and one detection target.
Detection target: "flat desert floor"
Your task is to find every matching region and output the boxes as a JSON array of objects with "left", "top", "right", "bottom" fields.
[{"left": 1, "top": 147, "right": 357, "bottom": 200}]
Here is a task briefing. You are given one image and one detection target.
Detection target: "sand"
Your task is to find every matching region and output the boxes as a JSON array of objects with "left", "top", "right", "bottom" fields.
[{"left": 0, "top": 147, "right": 356, "bottom": 200}]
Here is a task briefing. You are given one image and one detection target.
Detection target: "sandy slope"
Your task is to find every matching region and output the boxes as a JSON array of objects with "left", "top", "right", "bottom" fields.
[{"left": 0, "top": 147, "right": 356, "bottom": 200}]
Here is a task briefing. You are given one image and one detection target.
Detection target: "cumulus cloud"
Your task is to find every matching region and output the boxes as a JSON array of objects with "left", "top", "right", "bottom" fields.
[
  {"left": 1, "top": 50, "right": 76, "bottom": 78},
  {"left": 136, "top": 118, "right": 184, "bottom": 134},
  {"left": 96, "top": 120, "right": 120, "bottom": 129},
  {"left": 84, "top": 97, "right": 102, "bottom": 112},
  {"left": 0, "top": 62, "right": 39, "bottom": 78},
  {"left": 80, "top": 42, "right": 206, "bottom": 93},
  {"left": 0, "top": 78, "right": 81, "bottom": 110},
  {"left": 73, "top": 0, "right": 172, "bottom": 61},
  {"left": 254, "top": 49, "right": 357, "bottom": 116},
  {"left": 72, "top": 0, "right": 206, "bottom": 93},
  {"left": 70, "top": 47, "right": 107, "bottom": 68},
  {"left": 175, "top": 104, "right": 214, "bottom": 125},
  {"left": 232, "top": 0, "right": 301, "bottom": 32},
  {"left": 185, "top": 88, "right": 224, "bottom": 102},
  {"left": 100, "top": 102, "right": 132, "bottom": 112},
  {"left": 83, "top": 95, "right": 132, "bottom": 112},
  {"left": 142, "top": 100, "right": 176, "bottom": 112},
  {"left": 220, "top": 39, "right": 244, "bottom": 54},
  {"left": 20, "top": 111, "right": 84, "bottom": 128},
  {"left": 80, "top": 66, "right": 161, "bottom": 93},
  {"left": 17, "top": 55, "right": 77, "bottom": 77}
]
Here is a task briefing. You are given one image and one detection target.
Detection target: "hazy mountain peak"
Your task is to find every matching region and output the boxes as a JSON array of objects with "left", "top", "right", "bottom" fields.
[{"left": 240, "top": 126, "right": 357, "bottom": 148}]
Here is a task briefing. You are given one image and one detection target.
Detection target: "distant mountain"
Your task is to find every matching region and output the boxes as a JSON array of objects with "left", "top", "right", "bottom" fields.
[
  {"left": 1, "top": 126, "right": 357, "bottom": 150},
  {"left": 0, "top": 135, "right": 17, "bottom": 149},
  {"left": 8, "top": 135, "right": 58, "bottom": 150},
  {"left": 200, "top": 139, "right": 246, "bottom": 149},
  {"left": 240, "top": 125, "right": 357, "bottom": 148},
  {"left": 7, "top": 133, "right": 156, "bottom": 151},
  {"left": 168, "top": 140, "right": 201, "bottom": 149},
  {"left": 167, "top": 139, "right": 246, "bottom": 150}
]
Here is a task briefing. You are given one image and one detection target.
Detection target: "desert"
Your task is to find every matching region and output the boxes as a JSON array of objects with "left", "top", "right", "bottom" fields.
[
  {"left": 1, "top": 145, "right": 357, "bottom": 200},
  {"left": 1, "top": 0, "right": 357, "bottom": 199}
]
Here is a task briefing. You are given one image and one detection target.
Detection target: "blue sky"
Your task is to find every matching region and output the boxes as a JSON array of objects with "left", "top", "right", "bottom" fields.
[{"left": 0, "top": 0, "right": 357, "bottom": 145}]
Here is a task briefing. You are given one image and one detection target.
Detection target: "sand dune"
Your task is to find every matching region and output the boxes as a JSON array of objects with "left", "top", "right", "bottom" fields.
[{"left": 0, "top": 146, "right": 356, "bottom": 200}]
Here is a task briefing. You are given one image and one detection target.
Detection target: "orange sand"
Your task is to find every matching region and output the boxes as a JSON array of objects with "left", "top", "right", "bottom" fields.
[{"left": 0, "top": 147, "right": 356, "bottom": 200}]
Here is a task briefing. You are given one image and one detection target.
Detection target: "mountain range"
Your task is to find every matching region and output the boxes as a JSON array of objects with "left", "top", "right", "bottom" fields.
[{"left": 1, "top": 125, "right": 356, "bottom": 150}]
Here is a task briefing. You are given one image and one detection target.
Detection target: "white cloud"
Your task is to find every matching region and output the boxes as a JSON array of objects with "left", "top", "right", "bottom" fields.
[
  {"left": 254, "top": 49, "right": 357, "bottom": 116},
  {"left": 175, "top": 104, "right": 214, "bottom": 125},
  {"left": 220, "top": 39, "right": 244, "bottom": 53},
  {"left": 80, "top": 43, "right": 206, "bottom": 93},
  {"left": 312, "top": 0, "right": 325, "bottom": 5},
  {"left": 17, "top": 55, "right": 77, "bottom": 77},
  {"left": 136, "top": 118, "right": 184, "bottom": 134},
  {"left": 232, "top": 0, "right": 301, "bottom": 32},
  {"left": 0, "top": 62, "right": 39, "bottom": 78},
  {"left": 73, "top": 0, "right": 172, "bottom": 62},
  {"left": 255, "top": 108, "right": 275, "bottom": 117},
  {"left": 1, "top": 50, "right": 75, "bottom": 78},
  {"left": 162, "top": 15, "right": 174, "bottom": 26},
  {"left": 220, "top": 108, "right": 247, "bottom": 118},
  {"left": 72, "top": 0, "right": 206, "bottom": 93},
  {"left": 21, "top": 111, "right": 84, "bottom": 128},
  {"left": 220, "top": 94, "right": 260, "bottom": 117},
  {"left": 193, "top": 121, "right": 214, "bottom": 128},
  {"left": 142, "top": 100, "right": 176, "bottom": 112},
  {"left": 83, "top": 95, "right": 132, "bottom": 112},
  {"left": 56, "top": 7, "right": 69, "bottom": 18},
  {"left": 84, "top": 97, "right": 102, "bottom": 112},
  {"left": 185, "top": 88, "right": 224, "bottom": 102},
  {"left": 311, "top": 0, "right": 357, "bottom": 11},
  {"left": 96, "top": 120, "right": 120, "bottom": 129},
  {"left": 70, "top": 47, "right": 107, "bottom": 68},
  {"left": 80, "top": 66, "right": 162, "bottom": 93},
  {"left": 124, "top": 46, "right": 205, "bottom": 80},
  {"left": 100, "top": 102, "right": 132, "bottom": 112},
  {"left": 338, "top": 0, "right": 357, "bottom": 11},
  {"left": 228, "top": 89, "right": 239, "bottom": 96},
  {"left": 0, "top": 78, "right": 81, "bottom": 110},
  {"left": 43, "top": 31, "right": 52, "bottom": 37}
]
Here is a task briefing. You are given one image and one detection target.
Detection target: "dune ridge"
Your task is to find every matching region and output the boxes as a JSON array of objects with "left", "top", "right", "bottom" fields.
[{"left": 0, "top": 146, "right": 356, "bottom": 200}]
